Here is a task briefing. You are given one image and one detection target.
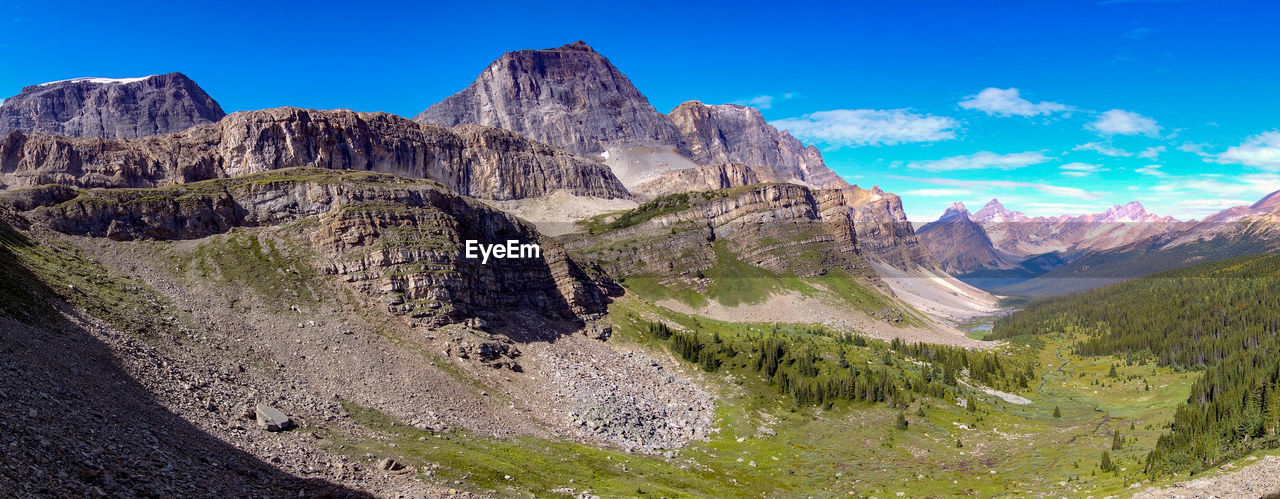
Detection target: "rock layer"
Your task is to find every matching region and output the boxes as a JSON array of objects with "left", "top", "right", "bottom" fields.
[
  {"left": 668, "top": 101, "right": 847, "bottom": 189},
  {"left": 6, "top": 168, "right": 618, "bottom": 325},
  {"left": 416, "top": 41, "right": 688, "bottom": 158},
  {"left": 0, "top": 73, "right": 225, "bottom": 139},
  {"left": 0, "top": 107, "right": 629, "bottom": 201}
]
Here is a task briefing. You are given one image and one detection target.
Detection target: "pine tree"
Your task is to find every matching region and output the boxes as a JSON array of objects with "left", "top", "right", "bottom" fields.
[
  {"left": 1112, "top": 430, "right": 1123, "bottom": 450},
  {"left": 1053, "top": 406, "right": 1061, "bottom": 418},
  {"left": 894, "top": 411, "right": 909, "bottom": 430},
  {"left": 1100, "top": 451, "right": 1113, "bottom": 472}
]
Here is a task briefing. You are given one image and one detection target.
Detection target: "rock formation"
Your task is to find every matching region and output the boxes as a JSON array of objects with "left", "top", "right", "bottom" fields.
[
  {"left": 0, "top": 73, "right": 225, "bottom": 139},
  {"left": 416, "top": 41, "right": 688, "bottom": 159},
  {"left": 415, "top": 42, "right": 848, "bottom": 191},
  {"left": 5, "top": 168, "right": 618, "bottom": 325},
  {"left": 0, "top": 107, "right": 628, "bottom": 201},
  {"left": 668, "top": 101, "right": 847, "bottom": 189},
  {"left": 916, "top": 203, "right": 1019, "bottom": 274}
]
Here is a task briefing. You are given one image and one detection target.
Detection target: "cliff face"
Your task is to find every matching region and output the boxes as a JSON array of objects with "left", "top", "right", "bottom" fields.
[
  {"left": 5, "top": 168, "right": 617, "bottom": 325},
  {"left": 416, "top": 41, "right": 688, "bottom": 159},
  {"left": 414, "top": 42, "right": 851, "bottom": 192},
  {"left": 668, "top": 101, "right": 847, "bottom": 189},
  {"left": 0, "top": 73, "right": 225, "bottom": 139},
  {"left": 629, "top": 163, "right": 764, "bottom": 201},
  {"left": 563, "top": 182, "right": 931, "bottom": 281},
  {"left": 916, "top": 203, "right": 1018, "bottom": 274},
  {"left": 0, "top": 107, "right": 629, "bottom": 201}
]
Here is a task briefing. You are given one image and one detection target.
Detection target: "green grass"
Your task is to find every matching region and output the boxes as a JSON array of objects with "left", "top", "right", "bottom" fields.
[{"left": 185, "top": 231, "right": 322, "bottom": 311}]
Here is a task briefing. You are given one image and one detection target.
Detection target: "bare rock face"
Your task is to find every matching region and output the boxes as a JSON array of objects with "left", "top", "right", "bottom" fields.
[
  {"left": 629, "top": 163, "right": 764, "bottom": 200},
  {"left": 0, "top": 107, "right": 629, "bottom": 201},
  {"left": 561, "top": 182, "right": 934, "bottom": 280},
  {"left": 0, "top": 73, "right": 225, "bottom": 139},
  {"left": 7, "top": 168, "right": 619, "bottom": 325},
  {"left": 916, "top": 203, "right": 1018, "bottom": 274},
  {"left": 668, "top": 101, "right": 847, "bottom": 189},
  {"left": 416, "top": 41, "right": 688, "bottom": 159}
]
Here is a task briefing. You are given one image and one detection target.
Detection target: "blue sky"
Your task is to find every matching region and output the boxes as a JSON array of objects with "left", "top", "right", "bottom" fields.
[{"left": 2, "top": 0, "right": 1277, "bottom": 222}]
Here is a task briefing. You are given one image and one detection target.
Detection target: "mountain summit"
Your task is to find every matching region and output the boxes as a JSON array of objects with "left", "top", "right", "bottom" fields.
[
  {"left": 416, "top": 41, "right": 847, "bottom": 189},
  {"left": 0, "top": 72, "right": 225, "bottom": 139},
  {"left": 416, "top": 41, "right": 688, "bottom": 160}
]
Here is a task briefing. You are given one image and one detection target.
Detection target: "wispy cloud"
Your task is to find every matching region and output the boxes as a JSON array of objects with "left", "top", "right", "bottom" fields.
[
  {"left": 1086, "top": 109, "right": 1161, "bottom": 136},
  {"left": 1138, "top": 145, "right": 1166, "bottom": 159},
  {"left": 891, "top": 176, "right": 1104, "bottom": 200},
  {"left": 770, "top": 109, "right": 959, "bottom": 148},
  {"left": 731, "top": 93, "right": 795, "bottom": 110},
  {"left": 1060, "top": 162, "right": 1107, "bottom": 177},
  {"left": 904, "top": 151, "right": 1050, "bottom": 172},
  {"left": 1136, "top": 164, "right": 1166, "bottom": 176},
  {"left": 1074, "top": 141, "right": 1132, "bottom": 157},
  {"left": 958, "top": 87, "right": 1070, "bottom": 117},
  {"left": 1212, "top": 131, "right": 1280, "bottom": 170}
]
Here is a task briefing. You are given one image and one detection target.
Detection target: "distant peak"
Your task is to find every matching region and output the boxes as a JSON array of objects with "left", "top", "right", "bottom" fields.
[
  {"left": 982, "top": 198, "right": 1004, "bottom": 210},
  {"left": 557, "top": 40, "right": 594, "bottom": 51},
  {"left": 938, "top": 202, "right": 972, "bottom": 223},
  {"left": 948, "top": 201, "right": 967, "bottom": 211}
]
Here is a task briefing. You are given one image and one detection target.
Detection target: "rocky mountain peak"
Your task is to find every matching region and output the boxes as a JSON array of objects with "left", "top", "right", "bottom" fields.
[
  {"left": 414, "top": 41, "right": 688, "bottom": 160},
  {"left": 972, "top": 198, "right": 1029, "bottom": 223},
  {"left": 0, "top": 72, "right": 225, "bottom": 139},
  {"left": 939, "top": 202, "right": 972, "bottom": 222},
  {"left": 667, "top": 100, "right": 847, "bottom": 189},
  {"left": 1251, "top": 189, "right": 1280, "bottom": 212}
]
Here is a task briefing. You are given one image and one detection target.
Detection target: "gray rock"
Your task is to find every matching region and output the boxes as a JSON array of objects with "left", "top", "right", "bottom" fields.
[
  {"left": 0, "top": 73, "right": 224, "bottom": 139},
  {"left": 416, "top": 41, "right": 689, "bottom": 159},
  {"left": 254, "top": 404, "right": 294, "bottom": 432}
]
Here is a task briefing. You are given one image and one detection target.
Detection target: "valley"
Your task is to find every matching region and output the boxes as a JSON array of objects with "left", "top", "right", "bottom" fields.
[{"left": 1, "top": 26, "right": 1277, "bottom": 498}]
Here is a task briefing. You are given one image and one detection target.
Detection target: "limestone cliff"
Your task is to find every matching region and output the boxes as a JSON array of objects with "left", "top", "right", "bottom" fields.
[
  {"left": 0, "top": 73, "right": 225, "bottom": 139},
  {"left": 0, "top": 107, "right": 629, "bottom": 201},
  {"left": 415, "top": 41, "right": 688, "bottom": 159},
  {"left": 4, "top": 168, "right": 618, "bottom": 325},
  {"left": 667, "top": 101, "right": 847, "bottom": 189}
]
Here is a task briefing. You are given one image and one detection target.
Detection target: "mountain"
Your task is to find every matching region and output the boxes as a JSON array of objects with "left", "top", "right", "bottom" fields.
[
  {"left": 992, "top": 193, "right": 1280, "bottom": 298},
  {"left": 416, "top": 40, "right": 690, "bottom": 179},
  {"left": 971, "top": 199, "right": 1028, "bottom": 224},
  {"left": 0, "top": 107, "right": 628, "bottom": 201},
  {"left": 1251, "top": 189, "right": 1280, "bottom": 212},
  {"left": 416, "top": 41, "right": 846, "bottom": 191},
  {"left": 0, "top": 73, "right": 225, "bottom": 139},
  {"left": 976, "top": 200, "right": 1182, "bottom": 257},
  {"left": 667, "top": 101, "right": 847, "bottom": 189},
  {"left": 916, "top": 202, "right": 1019, "bottom": 274}
]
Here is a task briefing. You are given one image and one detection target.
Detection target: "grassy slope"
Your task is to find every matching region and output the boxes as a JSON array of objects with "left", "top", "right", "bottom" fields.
[{"left": 320, "top": 295, "right": 1218, "bottom": 497}]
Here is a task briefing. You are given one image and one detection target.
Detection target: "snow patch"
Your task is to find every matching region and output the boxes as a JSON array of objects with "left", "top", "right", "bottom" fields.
[{"left": 37, "top": 76, "right": 156, "bottom": 87}]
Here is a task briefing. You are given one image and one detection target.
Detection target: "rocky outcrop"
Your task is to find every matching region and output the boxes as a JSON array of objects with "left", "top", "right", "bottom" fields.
[
  {"left": 629, "top": 163, "right": 764, "bottom": 200},
  {"left": 668, "top": 101, "right": 847, "bottom": 189},
  {"left": 7, "top": 168, "right": 618, "bottom": 325},
  {"left": 0, "top": 73, "right": 225, "bottom": 139},
  {"left": 843, "top": 186, "right": 933, "bottom": 269},
  {"left": 916, "top": 203, "right": 1019, "bottom": 274},
  {"left": 0, "top": 107, "right": 629, "bottom": 201},
  {"left": 414, "top": 41, "right": 851, "bottom": 193},
  {"left": 564, "top": 183, "right": 883, "bottom": 280},
  {"left": 416, "top": 41, "right": 688, "bottom": 159}
]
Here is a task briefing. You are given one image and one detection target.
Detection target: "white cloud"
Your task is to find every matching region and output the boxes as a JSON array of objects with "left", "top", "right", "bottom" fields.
[
  {"left": 904, "top": 188, "right": 972, "bottom": 197},
  {"left": 892, "top": 176, "right": 1104, "bottom": 200},
  {"left": 904, "top": 151, "right": 1050, "bottom": 172},
  {"left": 1138, "top": 146, "right": 1166, "bottom": 159},
  {"left": 1136, "top": 164, "right": 1165, "bottom": 176},
  {"left": 770, "top": 109, "right": 959, "bottom": 148},
  {"left": 1213, "top": 131, "right": 1280, "bottom": 170},
  {"left": 732, "top": 93, "right": 797, "bottom": 110},
  {"left": 1074, "top": 142, "right": 1132, "bottom": 157},
  {"left": 1086, "top": 109, "right": 1161, "bottom": 136},
  {"left": 1060, "top": 162, "right": 1106, "bottom": 177},
  {"left": 958, "top": 87, "right": 1070, "bottom": 117}
]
